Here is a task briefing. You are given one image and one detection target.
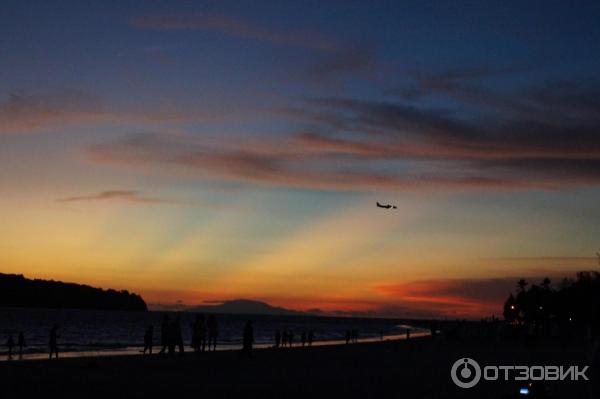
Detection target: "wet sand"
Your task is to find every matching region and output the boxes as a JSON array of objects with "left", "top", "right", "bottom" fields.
[{"left": 1, "top": 336, "right": 597, "bottom": 398}]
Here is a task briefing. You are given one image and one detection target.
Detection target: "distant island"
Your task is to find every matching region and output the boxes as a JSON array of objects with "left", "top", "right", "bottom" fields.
[
  {"left": 0, "top": 273, "right": 147, "bottom": 311},
  {"left": 188, "top": 299, "right": 305, "bottom": 316}
]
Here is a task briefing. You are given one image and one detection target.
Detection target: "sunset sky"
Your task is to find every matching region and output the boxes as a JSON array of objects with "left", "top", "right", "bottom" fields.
[{"left": 1, "top": 1, "right": 600, "bottom": 318}]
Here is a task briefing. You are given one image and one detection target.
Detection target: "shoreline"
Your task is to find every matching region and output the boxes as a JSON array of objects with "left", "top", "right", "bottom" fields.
[
  {"left": 0, "top": 331, "right": 430, "bottom": 362},
  {"left": 2, "top": 335, "right": 596, "bottom": 398}
]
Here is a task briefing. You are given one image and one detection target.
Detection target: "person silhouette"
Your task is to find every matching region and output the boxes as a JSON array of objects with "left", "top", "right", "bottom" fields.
[
  {"left": 345, "top": 330, "right": 351, "bottom": 344},
  {"left": 406, "top": 328, "right": 410, "bottom": 340},
  {"left": 275, "top": 329, "right": 281, "bottom": 348},
  {"left": 49, "top": 324, "right": 59, "bottom": 360},
  {"left": 7, "top": 335, "right": 14, "bottom": 360},
  {"left": 168, "top": 318, "right": 177, "bottom": 356},
  {"left": 289, "top": 330, "right": 294, "bottom": 347},
  {"left": 143, "top": 325, "right": 154, "bottom": 355},
  {"left": 198, "top": 315, "right": 210, "bottom": 352},
  {"left": 196, "top": 314, "right": 206, "bottom": 353},
  {"left": 174, "top": 315, "right": 184, "bottom": 356},
  {"left": 159, "top": 314, "right": 169, "bottom": 354},
  {"left": 190, "top": 316, "right": 199, "bottom": 352},
  {"left": 207, "top": 315, "right": 218, "bottom": 351},
  {"left": 307, "top": 330, "right": 314, "bottom": 346},
  {"left": 301, "top": 331, "right": 306, "bottom": 347},
  {"left": 241, "top": 320, "right": 254, "bottom": 358},
  {"left": 17, "top": 332, "right": 25, "bottom": 360},
  {"left": 282, "top": 329, "right": 289, "bottom": 348}
]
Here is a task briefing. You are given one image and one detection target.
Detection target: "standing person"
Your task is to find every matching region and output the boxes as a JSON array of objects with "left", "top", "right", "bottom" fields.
[
  {"left": 282, "top": 330, "right": 288, "bottom": 348},
  {"left": 168, "top": 317, "right": 176, "bottom": 356},
  {"left": 207, "top": 315, "right": 218, "bottom": 351},
  {"left": 17, "top": 332, "right": 25, "bottom": 360},
  {"left": 143, "top": 325, "right": 154, "bottom": 355},
  {"left": 190, "top": 316, "right": 199, "bottom": 352},
  {"left": 289, "top": 330, "right": 294, "bottom": 347},
  {"left": 174, "top": 315, "right": 184, "bottom": 356},
  {"left": 196, "top": 315, "right": 206, "bottom": 352},
  {"left": 406, "top": 328, "right": 410, "bottom": 340},
  {"left": 345, "top": 330, "right": 351, "bottom": 344},
  {"left": 301, "top": 331, "right": 307, "bottom": 347},
  {"left": 49, "top": 324, "right": 59, "bottom": 360},
  {"left": 159, "top": 314, "right": 169, "bottom": 354},
  {"left": 241, "top": 320, "right": 254, "bottom": 358},
  {"left": 6, "top": 335, "right": 14, "bottom": 360},
  {"left": 274, "top": 330, "right": 281, "bottom": 348},
  {"left": 307, "top": 330, "right": 314, "bottom": 346}
]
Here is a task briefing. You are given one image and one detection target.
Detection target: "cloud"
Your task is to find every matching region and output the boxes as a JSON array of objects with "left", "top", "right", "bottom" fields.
[
  {"left": 307, "top": 46, "right": 376, "bottom": 81},
  {"left": 87, "top": 133, "right": 543, "bottom": 192},
  {"left": 0, "top": 89, "right": 228, "bottom": 135},
  {"left": 58, "top": 190, "right": 182, "bottom": 205},
  {"left": 131, "top": 13, "right": 376, "bottom": 81},
  {"left": 373, "top": 277, "right": 533, "bottom": 317},
  {"left": 372, "top": 272, "right": 583, "bottom": 318},
  {"left": 0, "top": 90, "right": 106, "bottom": 133},
  {"left": 78, "top": 72, "right": 600, "bottom": 193},
  {"left": 131, "top": 13, "right": 340, "bottom": 52}
]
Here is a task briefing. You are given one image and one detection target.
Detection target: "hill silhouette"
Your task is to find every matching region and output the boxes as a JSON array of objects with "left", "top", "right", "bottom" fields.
[
  {"left": 189, "top": 299, "right": 304, "bottom": 316},
  {"left": 0, "top": 273, "right": 147, "bottom": 311}
]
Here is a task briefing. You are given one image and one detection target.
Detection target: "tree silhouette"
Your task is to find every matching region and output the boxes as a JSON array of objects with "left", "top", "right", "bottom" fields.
[
  {"left": 0, "top": 273, "right": 147, "bottom": 311},
  {"left": 517, "top": 279, "right": 528, "bottom": 293},
  {"left": 503, "top": 268, "right": 600, "bottom": 338},
  {"left": 541, "top": 277, "right": 551, "bottom": 290}
]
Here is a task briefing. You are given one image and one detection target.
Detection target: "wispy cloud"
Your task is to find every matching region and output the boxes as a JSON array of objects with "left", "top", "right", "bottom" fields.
[
  {"left": 0, "top": 89, "right": 234, "bottom": 135},
  {"left": 130, "top": 13, "right": 340, "bottom": 52},
  {"left": 87, "top": 133, "right": 541, "bottom": 192},
  {"left": 371, "top": 270, "right": 588, "bottom": 318},
  {"left": 373, "top": 277, "right": 535, "bottom": 317},
  {"left": 58, "top": 190, "right": 181, "bottom": 205},
  {"left": 130, "top": 12, "right": 376, "bottom": 80},
  {"left": 61, "top": 70, "right": 600, "bottom": 193}
]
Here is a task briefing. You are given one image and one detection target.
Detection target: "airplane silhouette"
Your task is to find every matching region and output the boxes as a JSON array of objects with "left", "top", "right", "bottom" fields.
[{"left": 377, "top": 202, "right": 397, "bottom": 209}]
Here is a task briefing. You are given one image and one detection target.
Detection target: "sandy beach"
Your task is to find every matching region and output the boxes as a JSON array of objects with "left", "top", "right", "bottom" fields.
[{"left": 1, "top": 336, "right": 597, "bottom": 398}]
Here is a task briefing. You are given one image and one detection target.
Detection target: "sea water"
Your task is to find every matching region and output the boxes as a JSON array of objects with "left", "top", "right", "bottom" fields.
[{"left": 0, "top": 307, "right": 429, "bottom": 360}]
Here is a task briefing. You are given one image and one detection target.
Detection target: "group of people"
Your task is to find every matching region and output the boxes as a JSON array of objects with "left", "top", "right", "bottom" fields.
[
  {"left": 4, "top": 324, "right": 59, "bottom": 360},
  {"left": 274, "top": 329, "right": 314, "bottom": 348},
  {"left": 345, "top": 329, "right": 360, "bottom": 344},
  {"left": 190, "top": 314, "right": 219, "bottom": 352},
  {"left": 143, "top": 314, "right": 220, "bottom": 356},
  {"left": 4, "top": 331, "right": 26, "bottom": 360},
  {"left": 143, "top": 314, "right": 253, "bottom": 357}
]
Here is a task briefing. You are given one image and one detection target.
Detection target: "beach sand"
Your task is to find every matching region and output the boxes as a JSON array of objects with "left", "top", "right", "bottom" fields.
[{"left": 1, "top": 337, "right": 597, "bottom": 398}]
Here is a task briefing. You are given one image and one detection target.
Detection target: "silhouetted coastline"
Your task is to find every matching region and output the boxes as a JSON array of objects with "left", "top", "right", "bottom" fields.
[{"left": 0, "top": 273, "right": 147, "bottom": 311}]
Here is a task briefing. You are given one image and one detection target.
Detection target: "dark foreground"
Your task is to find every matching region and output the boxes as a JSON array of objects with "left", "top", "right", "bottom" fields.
[{"left": 1, "top": 337, "right": 598, "bottom": 399}]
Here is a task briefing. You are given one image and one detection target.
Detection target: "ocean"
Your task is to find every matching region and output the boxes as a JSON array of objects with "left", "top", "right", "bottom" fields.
[{"left": 0, "top": 307, "right": 429, "bottom": 360}]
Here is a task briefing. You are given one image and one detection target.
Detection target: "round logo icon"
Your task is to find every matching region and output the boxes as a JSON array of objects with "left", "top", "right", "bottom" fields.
[{"left": 451, "top": 357, "right": 481, "bottom": 388}]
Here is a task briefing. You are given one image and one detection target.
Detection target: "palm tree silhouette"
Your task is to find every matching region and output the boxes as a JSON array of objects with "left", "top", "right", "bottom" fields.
[
  {"left": 517, "top": 279, "right": 528, "bottom": 293},
  {"left": 541, "top": 277, "right": 551, "bottom": 290}
]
